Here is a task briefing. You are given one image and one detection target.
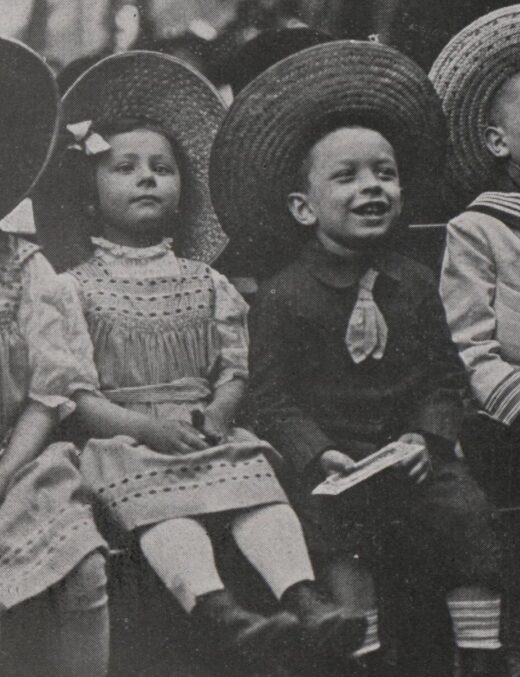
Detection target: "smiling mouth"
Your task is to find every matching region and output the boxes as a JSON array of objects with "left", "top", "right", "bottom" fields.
[{"left": 351, "top": 202, "right": 390, "bottom": 217}]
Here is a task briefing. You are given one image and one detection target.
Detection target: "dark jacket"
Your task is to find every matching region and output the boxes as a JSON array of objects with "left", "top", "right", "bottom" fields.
[{"left": 248, "top": 239, "right": 467, "bottom": 474}]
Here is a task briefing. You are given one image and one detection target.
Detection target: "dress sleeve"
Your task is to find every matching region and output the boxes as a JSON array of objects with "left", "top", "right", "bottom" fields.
[
  {"left": 211, "top": 269, "right": 249, "bottom": 388},
  {"left": 18, "top": 254, "right": 99, "bottom": 419},
  {"left": 440, "top": 215, "right": 520, "bottom": 425}
]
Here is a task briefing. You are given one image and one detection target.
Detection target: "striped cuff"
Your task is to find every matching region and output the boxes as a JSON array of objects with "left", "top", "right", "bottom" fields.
[
  {"left": 352, "top": 610, "right": 381, "bottom": 657},
  {"left": 484, "top": 370, "right": 520, "bottom": 425},
  {"left": 447, "top": 598, "right": 501, "bottom": 650}
]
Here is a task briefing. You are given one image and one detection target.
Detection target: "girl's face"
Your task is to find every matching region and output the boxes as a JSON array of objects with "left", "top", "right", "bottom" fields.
[{"left": 95, "top": 128, "right": 181, "bottom": 246}]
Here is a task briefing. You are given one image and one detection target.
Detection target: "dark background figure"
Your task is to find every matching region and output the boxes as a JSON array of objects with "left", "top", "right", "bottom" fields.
[{"left": 298, "top": 0, "right": 511, "bottom": 70}]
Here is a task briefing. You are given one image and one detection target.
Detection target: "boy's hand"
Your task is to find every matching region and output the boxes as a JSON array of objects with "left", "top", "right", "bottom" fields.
[
  {"left": 142, "top": 418, "right": 209, "bottom": 455},
  {"left": 396, "top": 433, "right": 431, "bottom": 485},
  {"left": 320, "top": 449, "right": 357, "bottom": 477}
]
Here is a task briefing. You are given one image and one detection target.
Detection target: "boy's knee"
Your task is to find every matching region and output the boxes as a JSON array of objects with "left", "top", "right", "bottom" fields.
[{"left": 57, "top": 550, "right": 108, "bottom": 613}]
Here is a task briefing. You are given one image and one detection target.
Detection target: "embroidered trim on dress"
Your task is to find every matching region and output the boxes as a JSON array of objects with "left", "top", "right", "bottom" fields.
[{"left": 91, "top": 236, "right": 174, "bottom": 260}]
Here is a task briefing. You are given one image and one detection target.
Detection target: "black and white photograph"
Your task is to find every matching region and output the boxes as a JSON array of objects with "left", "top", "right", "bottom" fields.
[{"left": 0, "top": 2, "right": 517, "bottom": 675}]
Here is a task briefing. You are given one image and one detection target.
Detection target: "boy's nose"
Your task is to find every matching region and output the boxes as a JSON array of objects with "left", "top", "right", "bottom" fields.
[{"left": 359, "top": 171, "right": 382, "bottom": 192}]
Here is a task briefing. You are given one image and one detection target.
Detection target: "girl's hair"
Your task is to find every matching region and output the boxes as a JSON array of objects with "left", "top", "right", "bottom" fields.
[{"left": 68, "top": 117, "right": 186, "bottom": 236}]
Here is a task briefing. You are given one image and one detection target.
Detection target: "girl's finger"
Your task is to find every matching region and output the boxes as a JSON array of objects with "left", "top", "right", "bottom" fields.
[{"left": 179, "top": 429, "right": 208, "bottom": 450}]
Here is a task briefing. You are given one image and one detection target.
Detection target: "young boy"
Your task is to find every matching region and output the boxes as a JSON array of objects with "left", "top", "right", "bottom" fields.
[
  {"left": 433, "top": 6, "right": 520, "bottom": 504},
  {"left": 432, "top": 11, "right": 520, "bottom": 675},
  {"left": 210, "top": 40, "right": 506, "bottom": 676}
]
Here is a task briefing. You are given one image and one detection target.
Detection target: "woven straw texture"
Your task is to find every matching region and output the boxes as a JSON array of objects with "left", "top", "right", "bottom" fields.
[
  {"left": 227, "top": 27, "right": 332, "bottom": 94},
  {"left": 430, "top": 4, "right": 520, "bottom": 202},
  {"left": 34, "top": 51, "right": 228, "bottom": 270},
  {"left": 0, "top": 38, "right": 59, "bottom": 221},
  {"left": 210, "top": 40, "right": 444, "bottom": 277}
]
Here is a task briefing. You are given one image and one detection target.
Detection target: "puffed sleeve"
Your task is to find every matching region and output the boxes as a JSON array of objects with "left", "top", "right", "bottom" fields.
[
  {"left": 18, "top": 254, "right": 99, "bottom": 419},
  {"left": 440, "top": 214, "right": 520, "bottom": 424},
  {"left": 211, "top": 269, "right": 249, "bottom": 388}
]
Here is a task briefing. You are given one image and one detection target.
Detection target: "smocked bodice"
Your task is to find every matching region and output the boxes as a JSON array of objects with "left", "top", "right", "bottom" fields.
[{"left": 64, "top": 238, "right": 248, "bottom": 409}]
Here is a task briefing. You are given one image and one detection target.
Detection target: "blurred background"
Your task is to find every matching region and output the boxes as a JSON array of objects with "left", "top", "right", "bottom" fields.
[
  {"left": 0, "top": 0, "right": 512, "bottom": 251},
  {"left": 0, "top": 1, "right": 511, "bottom": 95}
]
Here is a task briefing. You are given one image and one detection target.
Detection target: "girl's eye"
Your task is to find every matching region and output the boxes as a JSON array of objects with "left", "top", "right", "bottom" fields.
[
  {"left": 155, "top": 165, "right": 174, "bottom": 175},
  {"left": 115, "top": 163, "right": 134, "bottom": 173}
]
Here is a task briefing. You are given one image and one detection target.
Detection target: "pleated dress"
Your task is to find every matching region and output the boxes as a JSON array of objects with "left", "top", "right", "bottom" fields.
[
  {"left": 63, "top": 237, "right": 287, "bottom": 532},
  {"left": 0, "top": 235, "right": 106, "bottom": 610}
]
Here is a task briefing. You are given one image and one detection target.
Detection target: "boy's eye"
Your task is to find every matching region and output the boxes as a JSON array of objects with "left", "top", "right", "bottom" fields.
[
  {"left": 333, "top": 170, "right": 356, "bottom": 182},
  {"left": 377, "top": 166, "right": 398, "bottom": 179}
]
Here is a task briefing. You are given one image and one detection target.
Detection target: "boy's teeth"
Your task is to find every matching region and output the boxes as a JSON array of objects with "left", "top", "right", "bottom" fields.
[{"left": 360, "top": 205, "right": 380, "bottom": 214}]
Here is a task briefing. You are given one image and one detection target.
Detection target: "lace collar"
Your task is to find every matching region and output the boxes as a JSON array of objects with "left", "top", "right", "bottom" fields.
[{"left": 91, "top": 236, "right": 174, "bottom": 260}]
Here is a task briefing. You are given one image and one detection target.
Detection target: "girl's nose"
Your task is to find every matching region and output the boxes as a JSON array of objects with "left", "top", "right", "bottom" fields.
[{"left": 137, "top": 165, "right": 156, "bottom": 186}]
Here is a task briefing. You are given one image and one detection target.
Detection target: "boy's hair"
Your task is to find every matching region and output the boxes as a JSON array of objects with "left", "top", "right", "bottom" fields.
[
  {"left": 488, "top": 72, "right": 520, "bottom": 128},
  {"left": 292, "top": 111, "right": 412, "bottom": 192}
]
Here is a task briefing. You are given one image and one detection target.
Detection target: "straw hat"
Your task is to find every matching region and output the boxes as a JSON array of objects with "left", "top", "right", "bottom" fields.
[
  {"left": 226, "top": 27, "right": 332, "bottom": 94},
  {"left": 34, "top": 51, "right": 228, "bottom": 271},
  {"left": 0, "top": 38, "right": 59, "bottom": 221},
  {"left": 430, "top": 4, "right": 520, "bottom": 202},
  {"left": 210, "top": 40, "right": 445, "bottom": 277}
]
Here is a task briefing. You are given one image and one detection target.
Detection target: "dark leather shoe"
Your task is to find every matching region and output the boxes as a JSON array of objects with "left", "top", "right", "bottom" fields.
[
  {"left": 282, "top": 581, "right": 367, "bottom": 663},
  {"left": 192, "top": 589, "right": 301, "bottom": 668},
  {"left": 459, "top": 649, "right": 507, "bottom": 677}
]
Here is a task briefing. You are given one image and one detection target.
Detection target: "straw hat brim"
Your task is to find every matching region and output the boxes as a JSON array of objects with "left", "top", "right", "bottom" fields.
[
  {"left": 210, "top": 40, "right": 445, "bottom": 277},
  {"left": 430, "top": 4, "right": 520, "bottom": 203},
  {"left": 0, "top": 38, "right": 59, "bottom": 221},
  {"left": 34, "top": 51, "right": 228, "bottom": 271}
]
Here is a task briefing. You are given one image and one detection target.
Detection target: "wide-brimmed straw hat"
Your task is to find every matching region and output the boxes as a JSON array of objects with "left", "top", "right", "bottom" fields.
[
  {"left": 0, "top": 38, "right": 59, "bottom": 222},
  {"left": 34, "top": 51, "right": 228, "bottom": 271},
  {"left": 226, "top": 27, "right": 332, "bottom": 94},
  {"left": 430, "top": 4, "right": 520, "bottom": 203},
  {"left": 210, "top": 40, "right": 445, "bottom": 277}
]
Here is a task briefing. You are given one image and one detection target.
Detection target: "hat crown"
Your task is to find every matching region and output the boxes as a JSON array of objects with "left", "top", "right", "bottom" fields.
[
  {"left": 430, "top": 4, "right": 520, "bottom": 204},
  {"left": 0, "top": 38, "right": 59, "bottom": 222},
  {"left": 34, "top": 50, "right": 228, "bottom": 271},
  {"left": 211, "top": 39, "right": 445, "bottom": 277}
]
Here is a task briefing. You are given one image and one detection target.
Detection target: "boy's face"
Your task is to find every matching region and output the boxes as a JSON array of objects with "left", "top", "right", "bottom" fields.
[
  {"left": 95, "top": 128, "right": 181, "bottom": 243},
  {"left": 288, "top": 127, "right": 402, "bottom": 251},
  {"left": 486, "top": 73, "right": 520, "bottom": 165}
]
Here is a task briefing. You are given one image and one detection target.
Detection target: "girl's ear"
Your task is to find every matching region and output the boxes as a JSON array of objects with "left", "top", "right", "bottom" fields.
[
  {"left": 287, "top": 192, "right": 317, "bottom": 228},
  {"left": 485, "top": 124, "right": 511, "bottom": 159}
]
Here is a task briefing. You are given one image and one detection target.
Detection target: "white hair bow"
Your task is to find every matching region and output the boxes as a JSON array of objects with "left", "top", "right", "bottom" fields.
[{"left": 67, "top": 120, "right": 111, "bottom": 156}]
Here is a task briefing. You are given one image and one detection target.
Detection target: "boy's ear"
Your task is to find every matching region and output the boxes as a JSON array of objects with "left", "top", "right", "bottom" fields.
[
  {"left": 287, "top": 192, "right": 317, "bottom": 227},
  {"left": 484, "top": 124, "right": 511, "bottom": 159}
]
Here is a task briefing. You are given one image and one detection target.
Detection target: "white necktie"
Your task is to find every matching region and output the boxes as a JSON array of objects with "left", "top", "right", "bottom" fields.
[{"left": 345, "top": 268, "right": 388, "bottom": 364}]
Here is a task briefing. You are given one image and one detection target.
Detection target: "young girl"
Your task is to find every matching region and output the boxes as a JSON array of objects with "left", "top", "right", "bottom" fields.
[
  {"left": 35, "top": 51, "right": 366, "bottom": 672},
  {"left": 0, "top": 39, "right": 108, "bottom": 676}
]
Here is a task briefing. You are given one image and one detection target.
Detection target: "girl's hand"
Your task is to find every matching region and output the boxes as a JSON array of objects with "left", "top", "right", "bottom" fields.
[
  {"left": 320, "top": 450, "right": 357, "bottom": 477},
  {"left": 141, "top": 418, "right": 209, "bottom": 455},
  {"left": 396, "top": 433, "right": 431, "bottom": 485},
  {"left": 0, "top": 470, "right": 12, "bottom": 506},
  {"left": 200, "top": 406, "right": 231, "bottom": 445}
]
